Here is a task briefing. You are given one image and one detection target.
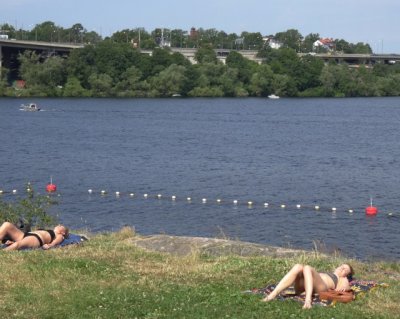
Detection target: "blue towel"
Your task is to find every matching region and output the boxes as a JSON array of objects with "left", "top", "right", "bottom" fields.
[{"left": 57, "top": 233, "right": 87, "bottom": 247}]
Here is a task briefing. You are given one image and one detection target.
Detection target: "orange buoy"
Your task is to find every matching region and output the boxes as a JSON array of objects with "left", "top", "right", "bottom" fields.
[
  {"left": 365, "top": 206, "right": 378, "bottom": 215},
  {"left": 46, "top": 176, "right": 57, "bottom": 193},
  {"left": 366, "top": 197, "right": 378, "bottom": 215},
  {"left": 46, "top": 183, "right": 57, "bottom": 193}
]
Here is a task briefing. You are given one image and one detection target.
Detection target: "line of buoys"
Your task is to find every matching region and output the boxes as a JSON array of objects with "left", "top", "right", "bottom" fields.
[
  {"left": 0, "top": 184, "right": 382, "bottom": 216},
  {"left": 84, "top": 189, "right": 365, "bottom": 213}
]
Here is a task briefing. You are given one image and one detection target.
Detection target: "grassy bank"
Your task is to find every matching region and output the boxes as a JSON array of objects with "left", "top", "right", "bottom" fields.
[{"left": 0, "top": 228, "right": 398, "bottom": 319}]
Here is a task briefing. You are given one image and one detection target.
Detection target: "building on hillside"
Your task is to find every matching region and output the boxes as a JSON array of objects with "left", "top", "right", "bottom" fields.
[
  {"left": 263, "top": 36, "right": 282, "bottom": 49},
  {"left": 189, "top": 27, "right": 198, "bottom": 39},
  {"left": 313, "top": 38, "right": 335, "bottom": 51}
]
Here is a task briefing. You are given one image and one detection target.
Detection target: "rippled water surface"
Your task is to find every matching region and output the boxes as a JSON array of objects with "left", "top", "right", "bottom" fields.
[{"left": 1, "top": 97, "right": 400, "bottom": 260}]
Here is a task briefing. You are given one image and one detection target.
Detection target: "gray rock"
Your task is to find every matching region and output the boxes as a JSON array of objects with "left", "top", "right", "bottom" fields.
[{"left": 130, "top": 234, "right": 311, "bottom": 257}]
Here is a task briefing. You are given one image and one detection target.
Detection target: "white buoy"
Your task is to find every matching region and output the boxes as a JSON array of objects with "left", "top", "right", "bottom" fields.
[
  {"left": 332, "top": 207, "right": 337, "bottom": 212},
  {"left": 264, "top": 202, "right": 269, "bottom": 207},
  {"left": 115, "top": 191, "right": 120, "bottom": 196},
  {"left": 348, "top": 209, "right": 353, "bottom": 213},
  {"left": 101, "top": 190, "right": 106, "bottom": 195},
  {"left": 233, "top": 200, "right": 238, "bottom": 205},
  {"left": 296, "top": 204, "right": 301, "bottom": 209},
  {"left": 88, "top": 189, "right": 93, "bottom": 194},
  {"left": 12, "top": 189, "right": 17, "bottom": 194},
  {"left": 281, "top": 204, "right": 286, "bottom": 208},
  {"left": 217, "top": 199, "right": 221, "bottom": 203},
  {"left": 187, "top": 197, "right": 191, "bottom": 201},
  {"left": 129, "top": 193, "right": 135, "bottom": 197},
  {"left": 157, "top": 194, "right": 162, "bottom": 199},
  {"left": 202, "top": 198, "right": 207, "bottom": 203},
  {"left": 144, "top": 194, "right": 148, "bottom": 198},
  {"left": 248, "top": 201, "right": 253, "bottom": 206},
  {"left": 315, "top": 205, "right": 320, "bottom": 210},
  {"left": 172, "top": 195, "right": 176, "bottom": 201},
  {"left": 0, "top": 190, "right": 3, "bottom": 194}
]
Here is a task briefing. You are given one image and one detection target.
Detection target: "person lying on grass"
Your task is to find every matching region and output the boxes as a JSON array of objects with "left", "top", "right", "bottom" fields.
[
  {"left": 262, "top": 263, "right": 354, "bottom": 309},
  {"left": 0, "top": 221, "right": 69, "bottom": 251}
]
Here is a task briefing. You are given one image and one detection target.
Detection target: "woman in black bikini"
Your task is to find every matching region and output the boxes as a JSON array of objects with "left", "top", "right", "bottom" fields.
[
  {"left": 0, "top": 222, "right": 69, "bottom": 251},
  {"left": 262, "top": 263, "right": 354, "bottom": 309}
]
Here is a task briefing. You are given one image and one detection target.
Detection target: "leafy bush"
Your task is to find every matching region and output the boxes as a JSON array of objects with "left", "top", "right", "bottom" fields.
[{"left": 0, "top": 183, "right": 58, "bottom": 230}]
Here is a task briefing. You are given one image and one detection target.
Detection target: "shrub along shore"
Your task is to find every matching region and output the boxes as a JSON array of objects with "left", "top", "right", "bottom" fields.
[
  {"left": 2, "top": 42, "right": 400, "bottom": 98},
  {"left": 0, "top": 227, "right": 398, "bottom": 318}
]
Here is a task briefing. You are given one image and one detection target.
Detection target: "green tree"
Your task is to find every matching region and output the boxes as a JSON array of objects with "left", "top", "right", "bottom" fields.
[
  {"left": 241, "top": 32, "right": 264, "bottom": 50},
  {"left": 351, "top": 42, "right": 372, "bottom": 54},
  {"left": 32, "top": 21, "right": 61, "bottom": 42},
  {"left": 226, "top": 51, "right": 258, "bottom": 83},
  {"left": 151, "top": 48, "right": 173, "bottom": 74},
  {"left": 219, "top": 68, "right": 240, "bottom": 96},
  {"left": 114, "top": 66, "right": 150, "bottom": 97},
  {"left": 248, "top": 64, "right": 274, "bottom": 96},
  {"left": 151, "top": 64, "right": 187, "bottom": 96},
  {"left": 272, "top": 74, "right": 297, "bottom": 97},
  {"left": 0, "top": 23, "right": 16, "bottom": 39},
  {"left": 334, "top": 39, "right": 351, "bottom": 53},
  {"left": 66, "top": 45, "right": 96, "bottom": 88},
  {"left": 170, "top": 29, "right": 188, "bottom": 48},
  {"left": 275, "top": 29, "right": 303, "bottom": 51},
  {"left": 198, "top": 28, "right": 220, "bottom": 47},
  {"left": 88, "top": 73, "right": 114, "bottom": 96},
  {"left": 69, "top": 23, "right": 85, "bottom": 43},
  {"left": 195, "top": 45, "right": 218, "bottom": 64},
  {"left": 18, "top": 51, "right": 66, "bottom": 95},
  {"left": 63, "top": 77, "right": 90, "bottom": 97},
  {"left": 302, "top": 33, "right": 320, "bottom": 52},
  {"left": 298, "top": 55, "right": 324, "bottom": 90}
]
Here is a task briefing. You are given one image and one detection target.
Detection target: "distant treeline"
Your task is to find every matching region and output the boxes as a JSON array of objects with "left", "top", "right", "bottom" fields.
[
  {"left": 0, "top": 21, "right": 373, "bottom": 53},
  {"left": 0, "top": 21, "right": 399, "bottom": 98}
]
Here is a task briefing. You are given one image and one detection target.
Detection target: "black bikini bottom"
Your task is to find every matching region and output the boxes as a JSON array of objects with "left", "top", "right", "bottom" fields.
[{"left": 23, "top": 232, "right": 44, "bottom": 247}]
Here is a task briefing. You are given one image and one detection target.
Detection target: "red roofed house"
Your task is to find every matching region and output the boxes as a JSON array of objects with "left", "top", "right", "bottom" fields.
[{"left": 313, "top": 38, "right": 335, "bottom": 51}]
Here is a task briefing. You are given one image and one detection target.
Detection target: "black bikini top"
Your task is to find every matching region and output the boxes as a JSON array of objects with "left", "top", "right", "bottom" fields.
[{"left": 38, "top": 229, "right": 56, "bottom": 243}]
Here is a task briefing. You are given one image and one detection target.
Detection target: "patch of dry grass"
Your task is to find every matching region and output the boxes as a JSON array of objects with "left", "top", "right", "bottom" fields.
[{"left": 0, "top": 228, "right": 399, "bottom": 319}]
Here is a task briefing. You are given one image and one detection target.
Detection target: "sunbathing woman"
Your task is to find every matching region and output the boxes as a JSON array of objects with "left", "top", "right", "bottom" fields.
[
  {"left": 0, "top": 221, "right": 69, "bottom": 251},
  {"left": 262, "top": 263, "right": 354, "bottom": 309}
]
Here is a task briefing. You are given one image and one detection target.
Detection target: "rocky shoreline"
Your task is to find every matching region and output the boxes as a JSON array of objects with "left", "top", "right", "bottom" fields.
[{"left": 130, "top": 234, "right": 316, "bottom": 258}]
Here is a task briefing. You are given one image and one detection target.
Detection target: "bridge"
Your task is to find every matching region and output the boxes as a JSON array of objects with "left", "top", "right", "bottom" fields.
[
  {"left": 1, "top": 39, "right": 399, "bottom": 81},
  {"left": 141, "top": 48, "right": 263, "bottom": 64},
  {"left": 0, "top": 39, "right": 83, "bottom": 79},
  {"left": 139, "top": 48, "right": 400, "bottom": 65},
  {"left": 298, "top": 52, "right": 400, "bottom": 66}
]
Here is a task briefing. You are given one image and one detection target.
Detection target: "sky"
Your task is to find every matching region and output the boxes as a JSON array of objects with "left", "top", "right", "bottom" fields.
[{"left": 1, "top": 0, "right": 400, "bottom": 53}]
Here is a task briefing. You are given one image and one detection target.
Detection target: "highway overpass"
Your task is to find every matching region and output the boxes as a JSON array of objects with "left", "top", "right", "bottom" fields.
[
  {"left": 0, "top": 39, "right": 83, "bottom": 80},
  {"left": 1, "top": 39, "right": 399, "bottom": 81}
]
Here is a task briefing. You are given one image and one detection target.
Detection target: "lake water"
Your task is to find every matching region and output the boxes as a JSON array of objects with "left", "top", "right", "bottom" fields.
[{"left": 1, "top": 97, "right": 400, "bottom": 260}]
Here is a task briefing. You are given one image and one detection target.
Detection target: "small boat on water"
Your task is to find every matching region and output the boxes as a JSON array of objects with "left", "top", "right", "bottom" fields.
[
  {"left": 20, "top": 103, "right": 41, "bottom": 111},
  {"left": 268, "top": 94, "right": 280, "bottom": 99}
]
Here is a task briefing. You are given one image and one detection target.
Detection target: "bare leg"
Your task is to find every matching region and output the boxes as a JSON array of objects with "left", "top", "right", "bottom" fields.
[
  {"left": 262, "top": 264, "right": 305, "bottom": 301},
  {"left": 4, "top": 236, "right": 41, "bottom": 251},
  {"left": 302, "top": 265, "right": 328, "bottom": 309},
  {"left": 0, "top": 222, "right": 24, "bottom": 242}
]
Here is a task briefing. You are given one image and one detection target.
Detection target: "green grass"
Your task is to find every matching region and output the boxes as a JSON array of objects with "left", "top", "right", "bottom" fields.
[{"left": 0, "top": 228, "right": 398, "bottom": 319}]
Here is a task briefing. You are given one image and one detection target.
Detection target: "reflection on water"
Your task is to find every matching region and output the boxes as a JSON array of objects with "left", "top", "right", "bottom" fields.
[{"left": 1, "top": 97, "right": 400, "bottom": 260}]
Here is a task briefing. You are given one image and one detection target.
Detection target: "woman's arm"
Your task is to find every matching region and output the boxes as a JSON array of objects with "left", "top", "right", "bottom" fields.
[
  {"left": 42, "top": 234, "right": 64, "bottom": 250},
  {"left": 335, "top": 277, "right": 350, "bottom": 292}
]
